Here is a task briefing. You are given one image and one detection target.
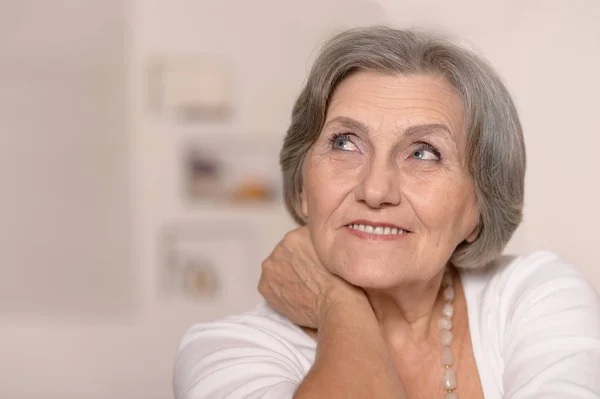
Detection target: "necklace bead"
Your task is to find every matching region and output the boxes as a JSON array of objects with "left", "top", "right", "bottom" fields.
[
  {"left": 442, "top": 303, "right": 454, "bottom": 318},
  {"left": 438, "top": 316, "right": 452, "bottom": 330},
  {"left": 443, "top": 286, "right": 455, "bottom": 302},
  {"left": 443, "top": 367, "right": 457, "bottom": 390},
  {"left": 441, "top": 346, "right": 454, "bottom": 366},
  {"left": 442, "top": 273, "right": 453, "bottom": 286},
  {"left": 440, "top": 330, "right": 453, "bottom": 346},
  {"left": 440, "top": 269, "right": 458, "bottom": 398}
]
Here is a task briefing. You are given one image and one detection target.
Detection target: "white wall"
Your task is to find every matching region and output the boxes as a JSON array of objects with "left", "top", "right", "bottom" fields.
[
  {"left": 1, "top": 1, "right": 598, "bottom": 398},
  {"left": 0, "top": 0, "right": 131, "bottom": 314},
  {"left": 511, "top": 0, "right": 600, "bottom": 286}
]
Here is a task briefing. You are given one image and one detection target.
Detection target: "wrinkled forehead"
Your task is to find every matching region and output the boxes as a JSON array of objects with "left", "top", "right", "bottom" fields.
[{"left": 322, "top": 71, "right": 468, "bottom": 151}]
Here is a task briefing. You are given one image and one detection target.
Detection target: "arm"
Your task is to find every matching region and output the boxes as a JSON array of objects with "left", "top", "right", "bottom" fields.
[
  {"left": 259, "top": 227, "right": 405, "bottom": 398},
  {"left": 173, "top": 311, "right": 307, "bottom": 399},
  {"left": 294, "top": 286, "right": 405, "bottom": 399},
  {"left": 172, "top": 298, "right": 404, "bottom": 399},
  {"left": 502, "top": 253, "right": 600, "bottom": 398}
]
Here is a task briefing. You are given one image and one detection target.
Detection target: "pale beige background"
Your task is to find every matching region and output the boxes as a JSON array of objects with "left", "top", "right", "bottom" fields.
[{"left": 0, "top": 0, "right": 598, "bottom": 398}]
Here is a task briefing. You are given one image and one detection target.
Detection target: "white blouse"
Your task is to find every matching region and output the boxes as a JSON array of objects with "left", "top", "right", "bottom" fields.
[{"left": 173, "top": 251, "right": 600, "bottom": 398}]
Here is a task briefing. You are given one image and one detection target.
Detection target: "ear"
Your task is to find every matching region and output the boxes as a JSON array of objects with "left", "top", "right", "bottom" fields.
[
  {"left": 465, "top": 220, "right": 481, "bottom": 243},
  {"left": 300, "top": 189, "right": 308, "bottom": 220}
]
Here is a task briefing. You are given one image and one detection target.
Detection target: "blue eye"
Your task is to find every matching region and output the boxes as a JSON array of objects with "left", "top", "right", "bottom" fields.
[
  {"left": 330, "top": 134, "right": 358, "bottom": 152},
  {"left": 411, "top": 143, "right": 441, "bottom": 161}
]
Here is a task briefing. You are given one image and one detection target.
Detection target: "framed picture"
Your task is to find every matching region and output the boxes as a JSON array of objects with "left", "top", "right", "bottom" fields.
[
  {"left": 147, "top": 56, "right": 233, "bottom": 122},
  {"left": 159, "top": 222, "right": 260, "bottom": 304},
  {"left": 182, "top": 135, "right": 282, "bottom": 206}
]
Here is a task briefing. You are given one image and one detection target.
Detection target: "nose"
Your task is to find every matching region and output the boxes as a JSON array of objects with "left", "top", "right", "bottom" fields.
[{"left": 354, "top": 157, "right": 401, "bottom": 209}]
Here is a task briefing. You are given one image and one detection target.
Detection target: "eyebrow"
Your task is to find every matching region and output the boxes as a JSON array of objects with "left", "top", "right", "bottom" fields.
[
  {"left": 323, "top": 116, "right": 453, "bottom": 139},
  {"left": 404, "top": 123, "right": 453, "bottom": 140},
  {"left": 323, "top": 116, "right": 369, "bottom": 134}
]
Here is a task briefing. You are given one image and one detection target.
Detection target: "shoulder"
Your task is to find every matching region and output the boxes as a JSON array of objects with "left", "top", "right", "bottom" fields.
[
  {"left": 174, "top": 303, "right": 316, "bottom": 399},
  {"left": 462, "top": 251, "right": 600, "bottom": 397},
  {"left": 462, "top": 250, "right": 599, "bottom": 310},
  {"left": 462, "top": 250, "right": 600, "bottom": 338},
  {"left": 177, "top": 302, "right": 316, "bottom": 354}
]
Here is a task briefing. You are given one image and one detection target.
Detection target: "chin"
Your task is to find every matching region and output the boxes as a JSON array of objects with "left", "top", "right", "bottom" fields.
[{"left": 332, "top": 258, "right": 406, "bottom": 290}]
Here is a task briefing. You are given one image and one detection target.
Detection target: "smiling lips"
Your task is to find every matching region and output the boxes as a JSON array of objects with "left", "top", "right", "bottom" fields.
[{"left": 345, "top": 220, "right": 410, "bottom": 238}]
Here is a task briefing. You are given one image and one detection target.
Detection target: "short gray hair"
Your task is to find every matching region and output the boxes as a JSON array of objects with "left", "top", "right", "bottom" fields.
[{"left": 280, "top": 26, "right": 525, "bottom": 269}]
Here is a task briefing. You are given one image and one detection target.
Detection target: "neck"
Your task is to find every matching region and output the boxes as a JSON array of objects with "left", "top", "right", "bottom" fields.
[{"left": 365, "top": 267, "right": 449, "bottom": 347}]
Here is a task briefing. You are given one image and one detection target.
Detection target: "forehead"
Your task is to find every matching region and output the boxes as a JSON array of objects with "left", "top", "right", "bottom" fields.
[{"left": 326, "top": 71, "right": 465, "bottom": 136}]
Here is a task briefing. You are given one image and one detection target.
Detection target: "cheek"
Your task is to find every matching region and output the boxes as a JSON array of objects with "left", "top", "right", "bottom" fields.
[
  {"left": 404, "top": 172, "right": 478, "bottom": 235},
  {"left": 303, "top": 156, "right": 362, "bottom": 219},
  {"left": 305, "top": 177, "right": 345, "bottom": 224}
]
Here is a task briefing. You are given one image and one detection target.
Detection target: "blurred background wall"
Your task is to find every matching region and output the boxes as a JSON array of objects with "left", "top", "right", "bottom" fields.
[{"left": 0, "top": 0, "right": 598, "bottom": 398}]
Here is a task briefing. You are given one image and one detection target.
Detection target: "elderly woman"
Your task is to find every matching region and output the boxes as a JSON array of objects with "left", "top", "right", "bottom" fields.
[{"left": 174, "top": 27, "right": 600, "bottom": 399}]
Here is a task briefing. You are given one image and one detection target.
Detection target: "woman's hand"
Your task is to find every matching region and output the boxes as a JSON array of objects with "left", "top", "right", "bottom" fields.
[
  {"left": 259, "top": 227, "right": 406, "bottom": 398},
  {"left": 258, "top": 226, "right": 364, "bottom": 331}
]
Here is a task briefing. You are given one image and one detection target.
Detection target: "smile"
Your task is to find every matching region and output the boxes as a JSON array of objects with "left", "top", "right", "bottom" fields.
[{"left": 347, "top": 224, "right": 407, "bottom": 235}]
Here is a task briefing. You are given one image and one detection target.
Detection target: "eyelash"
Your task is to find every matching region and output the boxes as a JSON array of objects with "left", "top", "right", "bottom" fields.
[
  {"left": 328, "top": 133, "right": 355, "bottom": 150},
  {"left": 414, "top": 142, "right": 442, "bottom": 160},
  {"left": 328, "top": 134, "right": 442, "bottom": 161}
]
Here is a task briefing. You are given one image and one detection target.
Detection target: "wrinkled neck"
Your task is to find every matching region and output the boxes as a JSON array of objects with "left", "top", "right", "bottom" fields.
[{"left": 365, "top": 267, "right": 450, "bottom": 346}]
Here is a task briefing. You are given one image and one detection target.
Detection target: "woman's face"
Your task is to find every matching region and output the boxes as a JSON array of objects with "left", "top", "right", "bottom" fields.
[{"left": 301, "top": 71, "right": 480, "bottom": 289}]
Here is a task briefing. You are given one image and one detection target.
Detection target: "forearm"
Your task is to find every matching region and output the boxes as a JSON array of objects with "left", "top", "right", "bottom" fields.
[{"left": 293, "top": 293, "right": 405, "bottom": 399}]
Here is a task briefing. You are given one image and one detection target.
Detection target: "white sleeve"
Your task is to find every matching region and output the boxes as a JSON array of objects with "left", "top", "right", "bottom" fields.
[
  {"left": 173, "top": 307, "right": 313, "bottom": 399},
  {"left": 502, "top": 254, "right": 600, "bottom": 398}
]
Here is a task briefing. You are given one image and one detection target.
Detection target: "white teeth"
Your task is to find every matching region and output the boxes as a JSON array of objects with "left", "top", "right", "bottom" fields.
[{"left": 348, "top": 224, "right": 406, "bottom": 235}]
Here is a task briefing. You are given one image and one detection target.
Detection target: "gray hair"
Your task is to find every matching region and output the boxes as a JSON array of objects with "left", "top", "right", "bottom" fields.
[{"left": 280, "top": 26, "right": 525, "bottom": 269}]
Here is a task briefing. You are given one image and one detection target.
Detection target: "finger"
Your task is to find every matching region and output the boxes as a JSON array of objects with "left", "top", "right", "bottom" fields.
[
  {"left": 257, "top": 273, "right": 269, "bottom": 296},
  {"left": 262, "top": 241, "right": 284, "bottom": 266}
]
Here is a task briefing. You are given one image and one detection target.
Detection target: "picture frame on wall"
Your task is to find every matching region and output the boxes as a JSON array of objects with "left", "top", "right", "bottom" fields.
[
  {"left": 158, "top": 222, "right": 258, "bottom": 303},
  {"left": 147, "top": 56, "right": 233, "bottom": 122},
  {"left": 182, "top": 135, "right": 283, "bottom": 207}
]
